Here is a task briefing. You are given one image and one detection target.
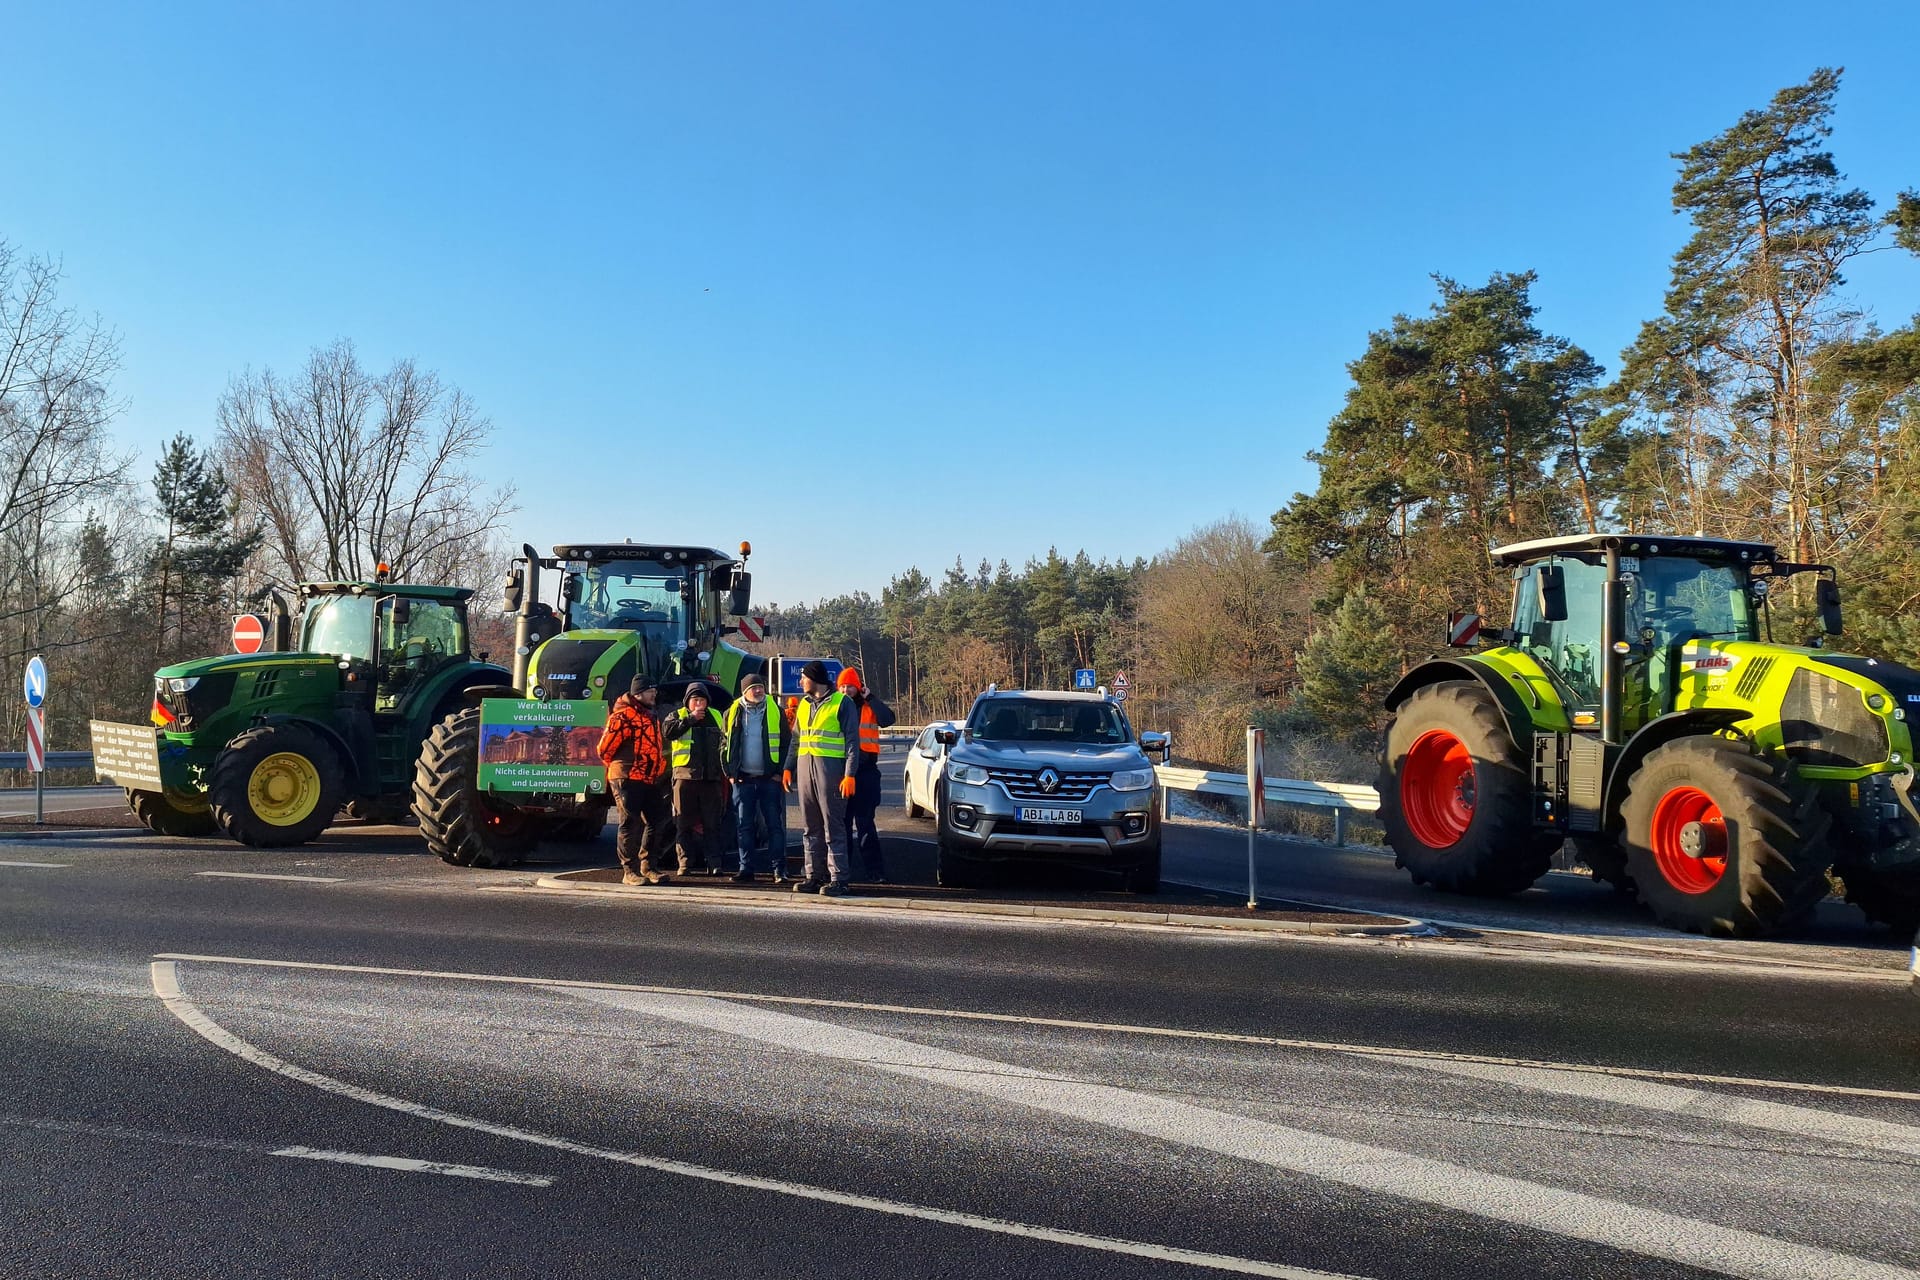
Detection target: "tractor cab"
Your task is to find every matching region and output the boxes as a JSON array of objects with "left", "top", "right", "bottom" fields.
[
  {"left": 1497, "top": 535, "right": 1794, "bottom": 737},
  {"left": 293, "top": 581, "right": 476, "bottom": 714}
]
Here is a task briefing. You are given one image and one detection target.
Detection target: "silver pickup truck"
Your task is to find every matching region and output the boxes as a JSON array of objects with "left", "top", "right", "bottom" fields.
[{"left": 933, "top": 689, "right": 1169, "bottom": 892}]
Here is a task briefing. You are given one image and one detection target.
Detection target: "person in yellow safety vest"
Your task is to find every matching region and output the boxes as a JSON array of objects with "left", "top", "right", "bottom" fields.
[
  {"left": 723, "top": 672, "right": 791, "bottom": 884},
  {"left": 789, "top": 660, "right": 863, "bottom": 896},
  {"left": 835, "top": 667, "right": 896, "bottom": 882},
  {"left": 661, "top": 682, "right": 728, "bottom": 876}
]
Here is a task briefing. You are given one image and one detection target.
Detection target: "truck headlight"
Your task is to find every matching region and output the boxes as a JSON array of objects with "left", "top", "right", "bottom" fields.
[
  {"left": 948, "top": 763, "right": 988, "bottom": 786},
  {"left": 1109, "top": 768, "right": 1155, "bottom": 792}
]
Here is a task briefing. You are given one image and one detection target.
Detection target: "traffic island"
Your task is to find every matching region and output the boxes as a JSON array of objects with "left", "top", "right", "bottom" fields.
[{"left": 534, "top": 838, "right": 1420, "bottom": 936}]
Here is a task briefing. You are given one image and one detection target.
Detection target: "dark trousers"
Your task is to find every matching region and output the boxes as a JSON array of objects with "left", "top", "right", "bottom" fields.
[
  {"left": 843, "top": 761, "right": 885, "bottom": 880},
  {"left": 615, "top": 779, "right": 671, "bottom": 875},
  {"left": 672, "top": 778, "right": 727, "bottom": 873},
  {"left": 732, "top": 776, "right": 787, "bottom": 876}
]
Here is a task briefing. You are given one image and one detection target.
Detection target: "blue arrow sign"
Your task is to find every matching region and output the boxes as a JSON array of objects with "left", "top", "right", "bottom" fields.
[
  {"left": 23, "top": 656, "right": 47, "bottom": 708},
  {"left": 1072, "top": 668, "right": 1096, "bottom": 691}
]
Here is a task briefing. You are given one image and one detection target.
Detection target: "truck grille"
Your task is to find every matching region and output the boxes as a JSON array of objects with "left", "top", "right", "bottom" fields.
[{"left": 987, "top": 768, "right": 1107, "bottom": 802}]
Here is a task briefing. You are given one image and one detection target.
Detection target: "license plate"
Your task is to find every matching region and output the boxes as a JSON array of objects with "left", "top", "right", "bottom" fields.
[{"left": 1019, "top": 807, "right": 1081, "bottom": 824}]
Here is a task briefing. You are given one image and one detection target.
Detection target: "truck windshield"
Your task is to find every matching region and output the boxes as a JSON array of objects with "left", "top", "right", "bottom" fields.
[
  {"left": 971, "top": 698, "right": 1128, "bottom": 744},
  {"left": 572, "top": 559, "right": 688, "bottom": 635},
  {"left": 302, "top": 594, "right": 375, "bottom": 660},
  {"left": 1626, "top": 557, "right": 1759, "bottom": 645}
]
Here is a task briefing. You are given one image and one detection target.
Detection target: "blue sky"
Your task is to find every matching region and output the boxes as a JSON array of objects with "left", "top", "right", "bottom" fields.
[{"left": 5, "top": 2, "right": 1918, "bottom": 604}]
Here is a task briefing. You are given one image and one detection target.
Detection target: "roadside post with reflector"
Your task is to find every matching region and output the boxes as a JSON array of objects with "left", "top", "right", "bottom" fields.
[{"left": 23, "top": 655, "right": 47, "bottom": 824}]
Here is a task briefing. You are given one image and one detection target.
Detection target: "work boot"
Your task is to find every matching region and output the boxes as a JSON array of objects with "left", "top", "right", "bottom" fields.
[
  {"left": 644, "top": 871, "right": 672, "bottom": 886},
  {"left": 621, "top": 871, "right": 644, "bottom": 885},
  {"left": 792, "top": 878, "right": 825, "bottom": 894},
  {"left": 819, "top": 881, "right": 851, "bottom": 898},
  {"left": 730, "top": 869, "right": 755, "bottom": 884}
]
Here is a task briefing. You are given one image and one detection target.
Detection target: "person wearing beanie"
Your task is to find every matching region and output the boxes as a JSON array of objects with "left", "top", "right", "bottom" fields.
[
  {"left": 596, "top": 675, "right": 670, "bottom": 883},
  {"left": 663, "top": 682, "right": 728, "bottom": 876},
  {"left": 723, "top": 671, "right": 790, "bottom": 883},
  {"left": 835, "top": 667, "right": 896, "bottom": 882},
  {"left": 790, "top": 660, "right": 863, "bottom": 895}
]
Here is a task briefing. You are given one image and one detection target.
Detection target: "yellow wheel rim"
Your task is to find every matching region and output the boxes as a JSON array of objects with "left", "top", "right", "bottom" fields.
[{"left": 248, "top": 752, "right": 321, "bottom": 826}]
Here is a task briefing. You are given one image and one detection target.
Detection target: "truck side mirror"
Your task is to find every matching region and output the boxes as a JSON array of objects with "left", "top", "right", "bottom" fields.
[
  {"left": 1536, "top": 564, "right": 1568, "bottom": 623},
  {"left": 501, "top": 566, "right": 524, "bottom": 614},
  {"left": 1817, "top": 578, "right": 1843, "bottom": 635},
  {"left": 934, "top": 727, "right": 959, "bottom": 747},
  {"left": 1139, "top": 730, "right": 1171, "bottom": 763},
  {"left": 727, "top": 571, "right": 752, "bottom": 617}
]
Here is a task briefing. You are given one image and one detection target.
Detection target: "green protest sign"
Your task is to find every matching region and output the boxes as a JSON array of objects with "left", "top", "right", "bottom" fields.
[{"left": 478, "top": 699, "right": 609, "bottom": 794}]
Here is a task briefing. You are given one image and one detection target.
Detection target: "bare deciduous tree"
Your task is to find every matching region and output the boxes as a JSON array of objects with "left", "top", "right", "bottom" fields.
[{"left": 217, "top": 340, "right": 516, "bottom": 588}]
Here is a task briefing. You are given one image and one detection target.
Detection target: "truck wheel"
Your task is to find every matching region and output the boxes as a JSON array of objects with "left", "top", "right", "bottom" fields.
[
  {"left": 1379, "top": 681, "right": 1556, "bottom": 895},
  {"left": 1839, "top": 867, "right": 1920, "bottom": 934},
  {"left": 127, "top": 788, "right": 216, "bottom": 838},
  {"left": 1620, "top": 737, "right": 1831, "bottom": 937},
  {"left": 411, "top": 707, "right": 538, "bottom": 868},
  {"left": 208, "top": 724, "right": 344, "bottom": 848}
]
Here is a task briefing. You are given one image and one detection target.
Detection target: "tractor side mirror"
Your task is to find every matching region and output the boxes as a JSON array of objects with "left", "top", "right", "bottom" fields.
[
  {"left": 501, "top": 566, "right": 524, "bottom": 614},
  {"left": 727, "top": 571, "right": 752, "bottom": 617},
  {"left": 1536, "top": 564, "right": 1568, "bottom": 623},
  {"left": 562, "top": 573, "right": 582, "bottom": 604},
  {"left": 391, "top": 598, "right": 412, "bottom": 627},
  {"left": 1817, "top": 578, "right": 1843, "bottom": 635}
]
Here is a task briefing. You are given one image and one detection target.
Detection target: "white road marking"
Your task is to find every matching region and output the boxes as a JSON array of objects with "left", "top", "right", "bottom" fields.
[
  {"left": 192, "top": 872, "right": 345, "bottom": 884},
  {"left": 0, "top": 860, "right": 69, "bottom": 868},
  {"left": 1387, "top": 1057, "right": 1920, "bottom": 1160},
  {"left": 577, "top": 988, "right": 1920, "bottom": 1280},
  {"left": 152, "top": 952, "right": 1920, "bottom": 1103},
  {"left": 271, "top": 1145, "right": 552, "bottom": 1185},
  {"left": 149, "top": 962, "right": 1367, "bottom": 1280},
  {"left": 0, "top": 1112, "right": 551, "bottom": 1185}
]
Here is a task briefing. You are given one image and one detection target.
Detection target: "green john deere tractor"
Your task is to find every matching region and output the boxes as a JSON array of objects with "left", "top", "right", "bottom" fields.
[
  {"left": 96, "top": 579, "right": 509, "bottom": 846},
  {"left": 411, "top": 540, "right": 770, "bottom": 868},
  {"left": 1379, "top": 534, "right": 1920, "bottom": 937}
]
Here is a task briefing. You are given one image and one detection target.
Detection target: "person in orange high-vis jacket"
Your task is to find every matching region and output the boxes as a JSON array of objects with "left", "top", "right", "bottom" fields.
[
  {"left": 596, "top": 675, "right": 671, "bottom": 883},
  {"left": 835, "top": 668, "right": 895, "bottom": 882}
]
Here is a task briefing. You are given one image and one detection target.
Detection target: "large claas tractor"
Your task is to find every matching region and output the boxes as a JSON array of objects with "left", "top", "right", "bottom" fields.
[
  {"left": 106, "top": 580, "right": 509, "bottom": 846},
  {"left": 1378, "top": 534, "right": 1920, "bottom": 937},
  {"left": 411, "top": 540, "right": 767, "bottom": 868}
]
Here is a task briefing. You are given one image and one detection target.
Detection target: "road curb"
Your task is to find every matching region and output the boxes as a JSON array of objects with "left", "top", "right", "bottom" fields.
[
  {"left": 529, "top": 872, "right": 1422, "bottom": 936},
  {"left": 0, "top": 826, "right": 149, "bottom": 841}
]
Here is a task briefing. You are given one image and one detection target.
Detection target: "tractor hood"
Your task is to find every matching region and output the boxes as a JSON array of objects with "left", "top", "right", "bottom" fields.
[
  {"left": 527, "top": 630, "right": 648, "bottom": 702},
  {"left": 949, "top": 740, "right": 1151, "bottom": 773},
  {"left": 154, "top": 651, "right": 339, "bottom": 681}
]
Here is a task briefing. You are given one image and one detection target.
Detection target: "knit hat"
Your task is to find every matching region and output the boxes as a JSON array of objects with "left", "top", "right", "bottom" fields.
[
  {"left": 740, "top": 672, "right": 765, "bottom": 691},
  {"left": 685, "top": 682, "right": 711, "bottom": 702},
  {"left": 800, "top": 660, "right": 830, "bottom": 684},
  {"left": 629, "top": 675, "right": 656, "bottom": 697},
  {"left": 836, "top": 667, "right": 863, "bottom": 690}
]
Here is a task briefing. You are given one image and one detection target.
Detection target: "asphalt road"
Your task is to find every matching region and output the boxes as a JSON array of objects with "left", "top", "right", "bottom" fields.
[{"left": 3, "top": 756, "right": 1918, "bottom": 1280}]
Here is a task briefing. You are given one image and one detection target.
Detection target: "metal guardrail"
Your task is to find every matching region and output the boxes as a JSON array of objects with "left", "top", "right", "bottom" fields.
[
  {"left": 1153, "top": 764, "right": 1378, "bottom": 846},
  {"left": 0, "top": 751, "right": 93, "bottom": 772}
]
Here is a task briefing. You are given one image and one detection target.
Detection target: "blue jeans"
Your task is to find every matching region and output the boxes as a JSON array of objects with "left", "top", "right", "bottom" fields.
[{"left": 733, "top": 776, "right": 787, "bottom": 876}]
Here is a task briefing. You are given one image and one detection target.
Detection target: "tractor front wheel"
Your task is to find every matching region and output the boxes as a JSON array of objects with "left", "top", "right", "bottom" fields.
[
  {"left": 208, "top": 724, "right": 344, "bottom": 848},
  {"left": 1379, "top": 681, "right": 1557, "bottom": 895},
  {"left": 1619, "top": 737, "right": 1830, "bottom": 937},
  {"left": 127, "top": 787, "right": 217, "bottom": 838},
  {"left": 411, "top": 707, "right": 539, "bottom": 868}
]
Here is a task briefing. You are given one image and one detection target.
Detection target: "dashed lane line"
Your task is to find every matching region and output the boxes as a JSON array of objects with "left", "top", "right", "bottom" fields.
[
  {"left": 148, "top": 961, "right": 1366, "bottom": 1280},
  {"left": 0, "top": 860, "right": 69, "bottom": 868},
  {"left": 575, "top": 988, "right": 1920, "bottom": 1280},
  {"left": 191, "top": 872, "right": 346, "bottom": 884},
  {"left": 152, "top": 952, "right": 1920, "bottom": 1104},
  {"left": 0, "top": 1112, "right": 551, "bottom": 1185}
]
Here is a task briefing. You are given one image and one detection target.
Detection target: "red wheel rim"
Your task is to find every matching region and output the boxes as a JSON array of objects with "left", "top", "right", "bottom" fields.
[
  {"left": 1402, "top": 729, "right": 1476, "bottom": 848},
  {"left": 1650, "top": 786, "right": 1727, "bottom": 894}
]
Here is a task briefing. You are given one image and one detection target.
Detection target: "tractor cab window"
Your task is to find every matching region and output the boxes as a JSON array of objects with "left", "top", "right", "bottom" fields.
[
  {"left": 377, "top": 596, "right": 467, "bottom": 708},
  {"left": 1623, "top": 557, "right": 1757, "bottom": 648},
  {"left": 1510, "top": 556, "right": 1608, "bottom": 708},
  {"left": 571, "top": 559, "right": 688, "bottom": 646},
  {"left": 301, "top": 593, "right": 376, "bottom": 661}
]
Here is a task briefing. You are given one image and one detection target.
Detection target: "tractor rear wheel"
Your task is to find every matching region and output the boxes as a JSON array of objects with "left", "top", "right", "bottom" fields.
[
  {"left": 1379, "top": 681, "right": 1557, "bottom": 895},
  {"left": 127, "top": 787, "right": 216, "bottom": 838},
  {"left": 411, "top": 707, "right": 538, "bottom": 868},
  {"left": 1619, "top": 737, "right": 1831, "bottom": 937},
  {"left": 1840, "top": 867, "right": 1920, "bottom": 934},
  {"left": 208, "top": 724, "right": 344, "bottom": 848}
]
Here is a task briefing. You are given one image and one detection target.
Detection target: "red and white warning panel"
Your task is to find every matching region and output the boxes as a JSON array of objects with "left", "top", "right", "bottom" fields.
[
  {"left": 736, "top": 615, "right": 769, "bottom": 644},
  {"left": 1447, "top": 611, "right": 1482, "bottom": 647},
  {"left": 231, "top": 613, "right": 266, "bottom": 654},
  {"left": 25, "top": 704, "right": 45, "bottom": 772}
]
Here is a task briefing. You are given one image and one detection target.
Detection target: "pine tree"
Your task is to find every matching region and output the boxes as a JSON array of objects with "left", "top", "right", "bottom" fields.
[
  {"left": 1293, "top": 589, "right": 1400, "bottom": 746},
  {"left": 150, "top": 433, "right": 262, "bottom": 659}
]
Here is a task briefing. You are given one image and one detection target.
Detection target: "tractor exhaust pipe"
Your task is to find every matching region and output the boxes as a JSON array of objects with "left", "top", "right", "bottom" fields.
[{"left": 510, "top": 542, "right": 540, "bottom": 692}]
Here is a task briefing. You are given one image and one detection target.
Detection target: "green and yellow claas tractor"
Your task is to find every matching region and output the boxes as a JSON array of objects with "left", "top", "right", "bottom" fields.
[
  {"left": 1378, "top": 534, "right": 1920, "bottom": 937},
  {"left": 411, "top": 540, "right": 767, "bottom": 868},
  {"left": 99, "top": 579, "right": 509, "bottom": 846}
]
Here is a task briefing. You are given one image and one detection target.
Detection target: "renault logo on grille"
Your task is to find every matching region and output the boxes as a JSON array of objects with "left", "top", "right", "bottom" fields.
[{"left": 1038, "top": 768, "right": 1060, "bottom": 794}]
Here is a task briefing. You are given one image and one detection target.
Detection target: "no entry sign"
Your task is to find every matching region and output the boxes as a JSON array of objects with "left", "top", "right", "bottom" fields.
[{"left": 232, "top": 613, "right": 266, "bottom": 654}]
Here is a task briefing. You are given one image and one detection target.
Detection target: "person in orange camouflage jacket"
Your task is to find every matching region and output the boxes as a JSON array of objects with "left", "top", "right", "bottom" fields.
[{"left": 597, "top": 675, "right": 671, "bottom": 884}]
